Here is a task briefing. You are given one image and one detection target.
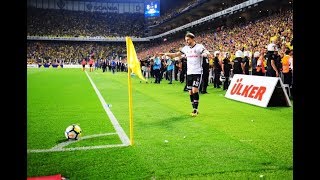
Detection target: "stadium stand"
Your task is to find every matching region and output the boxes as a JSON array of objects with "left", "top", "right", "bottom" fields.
[{"left": 27, "top": 0, "right": 293, "bottom": 71}]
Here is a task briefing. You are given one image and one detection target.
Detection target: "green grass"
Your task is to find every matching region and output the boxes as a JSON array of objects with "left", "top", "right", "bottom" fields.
[{"left": 27, "top": 68, "right": 293, "bottom": 179}]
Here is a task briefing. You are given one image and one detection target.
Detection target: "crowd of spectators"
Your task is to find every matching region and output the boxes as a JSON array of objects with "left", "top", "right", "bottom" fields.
[
  {"left": 27, "top": 0, "right": 249, "bottom": 39},
  {"left": 27, "top": 8, "right": 292, "bottom": 74},
  {"left": 27, "top": 7, "right": 145, "bottom": 37},
  {"left": 27, "top": 41, "right": 128, "bottom": 65},
  {"left": 137, "top": 9, "right": 293, "bottom": 62}
]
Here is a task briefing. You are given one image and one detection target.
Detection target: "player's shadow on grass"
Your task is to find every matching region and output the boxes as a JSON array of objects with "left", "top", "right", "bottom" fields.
[{"left": 139, "top": 115, "right": 188, "bottom": 129}]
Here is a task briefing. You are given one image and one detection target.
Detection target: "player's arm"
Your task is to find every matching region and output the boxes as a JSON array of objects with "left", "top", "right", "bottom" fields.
[
  {"left": 201, "top": 48, "right": 213, "bottom": 59},
  {"left": 158, "top": 51, "right": 183, "bottom": 59},
  {"left": 241, "top": 61, "right": 246, "bottom": 74},
  {"left": 221, "top": 62, "right": 225, "bottom": 75},
  {"left": 271, "top": 59, "right": 279, "bottom": 77}
]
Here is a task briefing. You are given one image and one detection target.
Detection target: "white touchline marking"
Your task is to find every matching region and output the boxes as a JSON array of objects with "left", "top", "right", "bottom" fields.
[{"left": 85, "top": 71, "right": 130, "bottom": 146}]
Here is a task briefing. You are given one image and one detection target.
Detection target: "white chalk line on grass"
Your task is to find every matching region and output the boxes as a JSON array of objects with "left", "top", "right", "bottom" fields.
[
  {"left": 85, "top": 71, "right": 130, "bottom": 146},
  {"left": 27, "top": 71, "right": 130, "bottom": 153},
  {"left": 27, "top": 133, "right": 128, "bottom": 153}
]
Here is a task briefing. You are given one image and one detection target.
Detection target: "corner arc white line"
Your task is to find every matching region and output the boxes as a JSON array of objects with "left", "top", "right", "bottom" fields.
[
  {"left": 27, "top": 144, "right": 128, "bottom": 153},
  {"left": 85, "top": 71, "right": 130, "bottom": 146},
  {"left": 27, "top": 133, "right": 125, "bottom": 153},
  {"left": 51, "top": 133, "right": 118, "bottom": 150}
]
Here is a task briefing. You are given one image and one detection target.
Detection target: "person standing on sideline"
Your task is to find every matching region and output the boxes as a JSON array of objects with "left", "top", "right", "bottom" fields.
[
  {"left": 251, "top": 51, "right": 259, "bottom": 75},
  {"left": 281, "top": 49, "right": 293, "bottom": 87},
  {"left": 88, "top": 55, "right": 94, "bottom": 72},
  {"left": 200, "top": 55, "right": 210, "bottom": 93},
  {"left": 111, "top": 59, "right": 116, "bottom": 74},
  {"left": 213, "top": 51, "right": 222, "bottom": 88},
  {"left": 81, "top": 58, "right": 87, "bottom": 71},
  {"left": 232, "top": 50, "right": 243, "bottom": 75},
  {"left": 256, "top": 50, "right": 266, "bottom": 76},
  {"left": 180, "top": 55, "right": 188, "bottom": 91},
  {"left": 165, "top": 55, "right": 174, "bottom": 84},
  {"left": 266, "top": 43, "right": 280, "bottom": 77},
  {"left": 221, "top": 52, "right": 232, "bottom": 90},
  {"left": 242, "top": 51, "right": 250, "bottom": 75},
  {"left": 159, "top": 32, "right": 212, "bottom": 116},
  {"left": 153, "top": 56, "right": 162, "bottom": 84},
  {"left": 145, "top": 59, "right": 151, "bottom": 83},
  {"left": 101, "top": 59, "right": 107, "bottom": 72},
  {"left": 95, "top": 59, "right": 99, "bottom": 71}
]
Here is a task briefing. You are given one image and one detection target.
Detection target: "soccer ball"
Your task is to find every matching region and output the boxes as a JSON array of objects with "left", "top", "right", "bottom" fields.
[
  {"left": 220, "top": 75, "right": 226, "bottom": 82},
  {"left": 65, "top": 124, "right": 82, "bottom": 140}
]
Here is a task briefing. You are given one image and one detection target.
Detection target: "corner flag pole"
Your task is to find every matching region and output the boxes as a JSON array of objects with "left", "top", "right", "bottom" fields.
[
  {"left": 126, "top": 37, "right": 134, "bottom": 146},
  {"left": 128, "top": 64, "right": 134, "bottom": 146}
]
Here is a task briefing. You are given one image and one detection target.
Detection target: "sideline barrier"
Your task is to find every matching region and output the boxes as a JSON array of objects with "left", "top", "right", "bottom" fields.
[
  {"left": 27, "top": 64, "right": 38, "bottom": 68},
  {"left": 61, "top": 65, "right": 82, "bottom": 68},
  {"left": 225, "top": 74, "right": 291, "bottom": 107},
  {"left": 27, "top": 64, "right": 82, "bottom": 68}
]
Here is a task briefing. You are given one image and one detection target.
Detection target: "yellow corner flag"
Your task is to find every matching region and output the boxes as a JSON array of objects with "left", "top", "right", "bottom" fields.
[
  {"left": 126, "top": 36, "right": 146, "bottom": 146},
  {"left": 126, "top": 37, "right": 146, "bottom": 81}
]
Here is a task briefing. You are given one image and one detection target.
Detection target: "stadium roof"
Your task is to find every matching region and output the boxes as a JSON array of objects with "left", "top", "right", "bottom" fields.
[
  {"left": 67, "top": 0, "right": 144, "bottom": 3},
  {"left": 149, "top": 0, "right": 292, "bottom": 35}
]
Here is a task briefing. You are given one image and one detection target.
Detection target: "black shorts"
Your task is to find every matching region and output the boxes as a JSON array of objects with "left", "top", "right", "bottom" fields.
[
  {"left": 187, "top": 74, "right": 202, "bottom": 90},
  {"left": 82, "top": 65, "right": 85, "bottom": 68}
]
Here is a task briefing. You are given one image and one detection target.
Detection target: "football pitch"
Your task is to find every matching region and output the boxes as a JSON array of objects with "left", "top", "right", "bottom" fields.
[{"left": 27, "top": 68, "right": 293, "bottom": 179}]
